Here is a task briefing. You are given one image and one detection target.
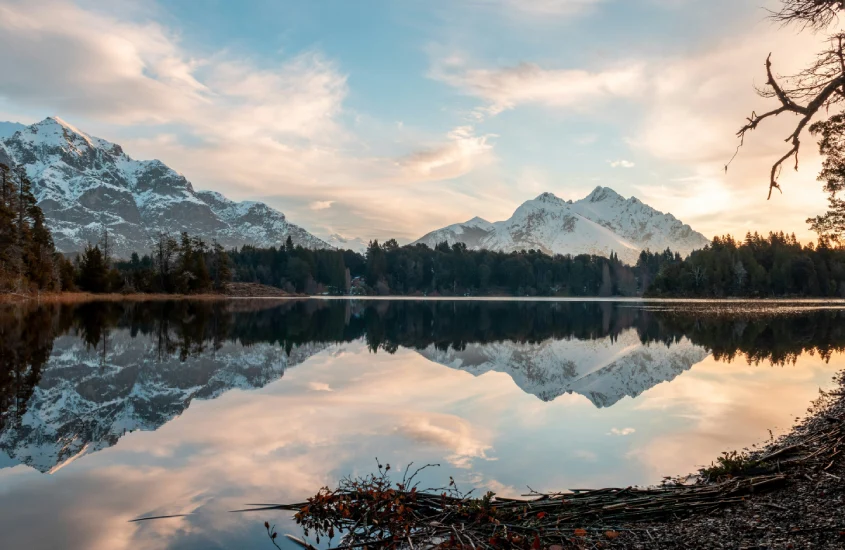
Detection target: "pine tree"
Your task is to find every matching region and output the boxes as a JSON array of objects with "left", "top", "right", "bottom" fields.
[
  {"left": 78, "top": 244, "right": 109, "bottom": 292},
  {"left": 211, "top": 241, "right": 232, "bottom": 291}
]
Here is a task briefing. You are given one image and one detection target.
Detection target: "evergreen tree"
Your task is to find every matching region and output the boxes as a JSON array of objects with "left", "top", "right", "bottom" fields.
[
  {"left": 210, "top": 240, "right": 232, "bottom": 291},
  {"left": 0, "top": 164, "right": 60, "bottom": 292},
  {"left": 807, "top": 114, "right": 845, "bottom": 243},
  {"left": 78, "top": 244, "right": 109, "bottom": 292}
]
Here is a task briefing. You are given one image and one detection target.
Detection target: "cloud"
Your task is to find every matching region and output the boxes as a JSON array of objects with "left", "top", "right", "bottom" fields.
[
  {"left": 608, "top": 427, "right": 636, "bottom": 436},
  {"left": 471, "top": 0, "right": 604, "bottom": 17},
  {"left": 400, "top": 126, "right": 495, "bottom": 180},
  {"left": 609, "top": 160, "right": 635, "bottom": 168},
  {"left": 396, "top": 415, "right": 494, "bottom": 468},
  {"left": 309, "top": 201, "right": 335, "bottom": 211},
  {"left": 431, "top": 56, "right": 645, "bottom": 118},
  {"left": 625, "top": 25, "right": 830, "bottom": 240},
  {"left": 0, "top": 0, "right": 346, "bottom": 141}
]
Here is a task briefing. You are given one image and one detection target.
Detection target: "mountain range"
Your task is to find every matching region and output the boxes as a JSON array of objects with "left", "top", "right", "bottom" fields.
[
  {"left": 413, "top": 188, "right": 710, "bottom": 264},
  {"left": 0, "top": 117, "right": 330, "bottom": 258},
  {"left": 0, "top": 117, "right": 708, "bottom": 261}
]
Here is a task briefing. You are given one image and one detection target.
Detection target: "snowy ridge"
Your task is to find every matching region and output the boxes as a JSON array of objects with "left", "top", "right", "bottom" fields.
[
  {"left": 413, "top": 188, "right": 710, "bottom": 264},
  {"left": 0, "top": 331, "right": 332, "bottom": 473},
  {"left": 413, "top": 217, "right": 496, "bottom": 250},
  {"left": 418, "top": 329, "right": 709, "bottom": 407},
  {"left": 322, "top": 233, "right": 370, "bottom": 254},
  {"left": 0, "top": 117, "right": 330, "bottom": 257}
]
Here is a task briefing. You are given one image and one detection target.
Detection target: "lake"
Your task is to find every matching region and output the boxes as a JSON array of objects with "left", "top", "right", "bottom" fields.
[{"left": 1, "top": 298, "right": 844, "bottom": 549}]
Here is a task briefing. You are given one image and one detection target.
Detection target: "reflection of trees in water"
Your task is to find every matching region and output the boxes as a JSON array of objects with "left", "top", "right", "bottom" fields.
[
  {"left": 646, "top": 310, "right": 845, "bottom": 366},
  {"left": 2, "top": 300, "right": 845, "bottom": 424},
  {"left": 0, "top": 304, "right": 68, "bottom": 428}
]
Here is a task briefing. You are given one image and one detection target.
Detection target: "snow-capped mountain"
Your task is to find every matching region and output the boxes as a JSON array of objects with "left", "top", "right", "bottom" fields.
[
  {"left": 0, "top": 330, "right": 331, "bottom": 473},
  {"left": 414, "top": 217, "right": 496, "bottom": 250},
  {"left": 323, "top": 233, "right": 370, "bottom": 254},
  {"left": 0, "top": 117, "right": 330, "bottom": 257},
  {"left": 418, "top": 329, "right": 709, "bottom": 407},
  {"left": 413, "top": 188, "right": 710, "bottom": 264}
]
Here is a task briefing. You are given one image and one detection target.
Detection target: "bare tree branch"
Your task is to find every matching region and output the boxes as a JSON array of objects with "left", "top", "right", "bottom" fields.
[
  {"left": 770, "top": 0, "right": 845, "bottom": 31},
  {"left": 733, "top": 35, "right": 845, "bottom": 199}
]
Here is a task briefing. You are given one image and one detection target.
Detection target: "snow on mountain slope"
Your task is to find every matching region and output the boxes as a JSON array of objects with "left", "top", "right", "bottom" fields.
[
  {"left": 414, "top": 217, "right": 496, "bottom": 249},
  {"left": 413, "top": 188, "right": 709, "bottom": 264},
  {"left": 322, "top": 233, "right": 370, "bottom": 254},
  {"left": 0, "top": 117, "right": 329, "bottom": 257},
  {"left": 0, "top": 331, "right": 332, "bottom": 473},
  {"left": 417, "top": 329, "right": 709, "bottom": 407},
  {"left": 571, "top": 187, "right": 710, "bottom": 257}
]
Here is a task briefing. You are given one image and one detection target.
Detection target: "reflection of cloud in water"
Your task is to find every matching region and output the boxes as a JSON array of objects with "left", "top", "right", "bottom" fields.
[
  {"left": 395, "top": 414, "right": 495, "bottom": 468},
  {"left": 627, "top": 353, "right": 840, "bottom": 479}
]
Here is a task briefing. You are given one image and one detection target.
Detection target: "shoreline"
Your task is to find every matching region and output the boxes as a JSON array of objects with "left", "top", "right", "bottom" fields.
[{"left": 4, "top": 291, "right": 845, "bottom": 305}]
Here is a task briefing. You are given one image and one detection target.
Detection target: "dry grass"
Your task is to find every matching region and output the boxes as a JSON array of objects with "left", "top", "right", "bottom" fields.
[{"left": 0, "top": 291, "right": 230, "bottom": 304}]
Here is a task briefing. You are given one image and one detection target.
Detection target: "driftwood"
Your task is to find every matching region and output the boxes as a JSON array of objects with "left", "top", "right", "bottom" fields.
[
  {"left": 236, "top": 463, "right": 788, "bottom": 549},
  {"left": 238, "top": 377, "right": 845, "bottom": 549}
]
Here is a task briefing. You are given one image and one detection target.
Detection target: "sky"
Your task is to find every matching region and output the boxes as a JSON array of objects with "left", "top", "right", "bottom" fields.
[{"left": 0, "top": 0, "right": 837, "bottom": 243}]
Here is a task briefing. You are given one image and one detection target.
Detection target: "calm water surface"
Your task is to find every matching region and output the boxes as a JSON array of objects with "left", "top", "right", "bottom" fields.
[{"left": 1, "top": 299, "right": 844, "bottom": 549}]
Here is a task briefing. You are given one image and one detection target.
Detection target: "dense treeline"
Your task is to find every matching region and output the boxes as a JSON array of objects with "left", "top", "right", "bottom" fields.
[
  {"left": 229, "top": 238, "right": 643, "bottom": 296},
  {"left": 0, "top": 163, "right": 72, "bottom": 292},
  {"left": 74, "top": 231, "right": 232, "bottom": 294},
  {"left": 229, "top": 236, "right": 352, "bottom": 294},
  {"left": 646, "top": 232, "right": 845, "bottom": 297}
]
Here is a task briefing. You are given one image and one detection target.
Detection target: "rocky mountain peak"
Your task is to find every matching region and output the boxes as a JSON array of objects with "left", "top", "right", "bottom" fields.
[
  {"left": 586, "top": 186, "right": 623, "bottom": 203},
  {"left": 0, "top": 117, "right": 329, "bottom": 257},
  {"left": 534, "top": 191, "right": 567, "bottom": 206},
  {"left": 413, "top": 186, "right": 710, "bottom": 264}
]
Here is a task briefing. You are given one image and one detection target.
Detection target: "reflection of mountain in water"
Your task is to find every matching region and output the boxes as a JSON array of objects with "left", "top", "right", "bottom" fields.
[
  {"left": 1, "top": 330, "right": 328, "bottom": 473},
  {"left": 419, "top": 330, "right": 708, "bottom": 407},
  {"left": 3, "top": 299, "right": 845, "bottom": 473}
]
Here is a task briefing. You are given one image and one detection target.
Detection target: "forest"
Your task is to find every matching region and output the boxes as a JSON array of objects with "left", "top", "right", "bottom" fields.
[
  {"left": 646, "top": 233, "right": 845, "bottom": 297},
  {"left": 226, "top": 235, "right": 845, "bottom": 298},
  {"left": 4, "top": 158, "right": 845, "bottom": 299}
]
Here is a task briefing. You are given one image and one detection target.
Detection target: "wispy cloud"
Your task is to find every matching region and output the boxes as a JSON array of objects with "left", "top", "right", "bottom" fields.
[
  {"left": 0, "top": 1, "right": 347, "bottom": 141},
  {"left": 431, "top": 56, "right": 645, "bottom": 118},
  {"left": 470, "top": 0, "right": 604, "bottom": 17},
  {"left": 400, "top": 126, "right": 496, "bottom": 180},
  {"left": 309, "top": 201, "right": 335, "bottom": 211},
  {"left": 609, "top": 160, "right": 635, "bottom": 168}
]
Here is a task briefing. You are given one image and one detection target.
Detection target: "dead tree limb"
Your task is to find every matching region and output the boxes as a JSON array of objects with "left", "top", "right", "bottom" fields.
[
  {"left": 770, "top": 0, "right": 845, "bottom": 31},
  {"left": 733, "top": 35, "right": 845, "bottom": 199}
]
